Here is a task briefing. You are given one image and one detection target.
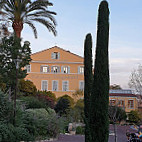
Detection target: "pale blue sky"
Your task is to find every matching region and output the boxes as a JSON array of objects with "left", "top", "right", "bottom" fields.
[{"left": 21, "top": 0, "right": 142, "bottom": 88}]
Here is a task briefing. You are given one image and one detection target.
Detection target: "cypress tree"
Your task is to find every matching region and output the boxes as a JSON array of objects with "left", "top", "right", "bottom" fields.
[
  {"left": 90, "top": 1, "right": 110, "bottom": 142},
  {"left": 84, "top": 33, "right": 93, "bottom": 142}
]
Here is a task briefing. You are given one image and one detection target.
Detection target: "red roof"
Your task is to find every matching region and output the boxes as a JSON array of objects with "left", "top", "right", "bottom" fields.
[{"left": 109, "top": 93, "right": 137, "bottom": 97}]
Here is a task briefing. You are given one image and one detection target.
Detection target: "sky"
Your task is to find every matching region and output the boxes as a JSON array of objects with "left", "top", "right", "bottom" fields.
[{"left": 20, "top": 0, "right": 142, "bottom": 89}]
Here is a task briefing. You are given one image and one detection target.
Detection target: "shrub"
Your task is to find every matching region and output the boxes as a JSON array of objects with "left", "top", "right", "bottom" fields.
[
  {"left": 68, "top": 99, "right": 84, "bottom": 122},
  {"left": 76, "top": 126, "right": 85, "bottom": 135},
  {"left": 55, "top": 95, "right": 74, "bottom": 116},
  {"left": 128, "top": 110, "right": 141, "bottom": 124},
  {"left": 0, "top": 91, "right": 13, "bottom": 123},
  {"left": 37, "top": 91, "right": 56, "bottom": 109},
  {"left": 20, "top": 96, "right": 46, "bottom": 109},
  {"left": 19, "top": 79, "right": 37, "bottom": 96}
]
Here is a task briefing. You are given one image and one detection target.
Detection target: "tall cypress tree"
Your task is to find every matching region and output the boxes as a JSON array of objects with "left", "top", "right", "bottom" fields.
[
  {"left": 90, "top": 1, "right": 110, "bottom": 142},
  {"left": 84, "top": 33, "right": 93, "bottom": 142}
]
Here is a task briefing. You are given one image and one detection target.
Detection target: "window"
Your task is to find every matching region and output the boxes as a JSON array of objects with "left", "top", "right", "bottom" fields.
[
  {"left": 26, "top": 65, "right": 31, "bottom": 73},
  {"left": 52, "top": 80, "right": 58, "bottom": 91},
  {"left": 40, "top": 65, "right": 49, "bottom": 73},
  {"left": 79, "top": 81, "right": 84, "bottom": 91},
  {"left": 51, "top": 66, "right": 60, "bottom": 73},
  {"left": 110, "top": 99, "right": 116, "bottom": 106},
  {"left": 61, "top": 66, "right": 70, "bottom": 74},
  {"left": 78, "top": 66, "right": 84, "bottom": 74},
  {"left": 119, "top": 100, "right": 125, "bottom": 107},
  {"left": 51, "top": 52, "right": 60, "bottom": 59},
  {"left": 62, "top": 81, "right": 69, "bottom": 91},
  {"left": 128, "top": 100, "right": 134, "bottom": 108},
  {"left": 41, "top": 80, "right": 48, "bottom": 91}
]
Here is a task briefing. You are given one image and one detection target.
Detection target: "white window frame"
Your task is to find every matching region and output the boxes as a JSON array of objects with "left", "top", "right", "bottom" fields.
[
  {"left": 52, "top": 80, "right": 58, "bottom": 91},
  {"left": 41, "top": 80, "right": 48, "bottom": 91},
  {"left": 79, "top": 81, "right": 84, "bottom": 91},
  {"left": 61, "top": 66, "right": 70, "bottom": 74},
  {"left": 62, "top": 81, "right": 69, "bottom": 91},
  {"left": 78, "top": 66, "right": 84, "bottom": 74},
  {"left": 40, "top": 65, "right": 50, "bottom": 73},
  {"left": 26, "top": 64, "right": 31, "bottom": 73}
]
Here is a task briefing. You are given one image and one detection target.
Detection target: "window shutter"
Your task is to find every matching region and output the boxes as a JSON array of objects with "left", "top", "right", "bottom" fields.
[
  {"left": 51, "top": 52, "right": 55, "bottom": 59},
  {"left": 57, "top": 66, "right": 60, "bottom": 73},
  {"left": 61, "top": 66, "right": 64, "bottom": 73},
  {"left": 68, "top": 66, "right": 70, "bottom": 73},
  {"left": 78, "top": 66, "right": 80, "bottom": 74},
  {"left": 47, "top": 66, "right": 50, "bottom": 73},
  {"left": 58, "top": 52, "right": 60, "bottom": 59},
  {"left": 51, "top": 66, "right": 53, "bottom": 73},
  {"left": 40, "top": 66, "right": 43, "bottom": 72}
]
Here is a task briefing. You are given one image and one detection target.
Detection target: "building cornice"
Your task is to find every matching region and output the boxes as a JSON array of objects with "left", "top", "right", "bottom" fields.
[{"left": 31, "top": 60, "right": 83, "bottom": 64}]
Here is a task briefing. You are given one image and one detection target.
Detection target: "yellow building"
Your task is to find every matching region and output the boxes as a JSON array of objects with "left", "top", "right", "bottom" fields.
[
  {"left": 109, "top": 90, "right": 138, "bottom": 113},
  {"left": 25, "top": 46, "right": 84, "bottom": 98}
]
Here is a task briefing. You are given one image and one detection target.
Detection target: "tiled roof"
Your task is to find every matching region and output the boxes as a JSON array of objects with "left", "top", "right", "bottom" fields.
[{"left": 109, "top": 93, "right": 137, "bottom": 97}]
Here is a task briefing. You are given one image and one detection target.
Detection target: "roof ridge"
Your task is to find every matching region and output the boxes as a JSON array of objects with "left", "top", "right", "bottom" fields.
[{"left": 32, "top": 46, "right": 84, "bottom": 59}]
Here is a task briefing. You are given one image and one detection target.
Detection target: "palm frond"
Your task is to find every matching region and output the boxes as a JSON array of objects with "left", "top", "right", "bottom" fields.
[
  {"left": 26, "top": 10, "right": 57, "bottom": 26},
  {"left": 31, "top": 18, "right": 57, "bottom": 36},
  {"left": 25, "top": 20, "right": 37, "bottom": 38}
]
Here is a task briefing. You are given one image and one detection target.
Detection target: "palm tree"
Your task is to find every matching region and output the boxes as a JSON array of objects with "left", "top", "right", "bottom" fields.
[{"left": 0, "top": 0, "right": 57, "bottom": 38}]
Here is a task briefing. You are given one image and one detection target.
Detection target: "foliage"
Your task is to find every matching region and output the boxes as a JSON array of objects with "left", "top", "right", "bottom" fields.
[
  {"left": 72, "top": 89, "right": 84, "bottom": 100},
  {"left": 19, "top": 79, "right": 37, "bottom": 96},
  {"left": 20, "top": 96, "right": 46, "bottom": 109},
  {"left": 0, "top": 75, "right": 6, "bottom": 92},
  {"left": 55, "top": 95, "right": 74, "bottom": 116},
  {"left": 37, "top": 91, "right": 56, "bottom": 109},
  {"left": 0, "top": 91, "right": 35, "bottom": 142},
  {"left": 76, "top": 126, "right": 85, "bottom": 135},
  {"left": 129, "top": 64, "right": 142, "bottom": 95},
  {"left": 0, "top": 123, "right": 34, "bottom": 142},
  {"left": 24, "top": 108, "right": 59, "bottom": 139},
  {"left": 0, "top": 35, "right": 31, "bottom": 93},
  {"left": 0, "top": 0, "right": 57, "bottom": 38},
  {"left": 37, "top": 90, "right": 56, "bottom": 102},
  {"left": 128, "top": 110, "right": 141, "bottom": 124},
  {"left": 110, "top": 84, "right": 122, "bottom": 90},
  {"left": 84, "top": 33, "right": 93, "bottom": 142},
  {"left": 90, "top": 1, "right": 110, "bottom": 142},
  {"left": 108, "top": 105, "right": 127, "bottom": 123},
  {"left": 0, "top": 91, "right": 13, "bottom": 123},
  {"left": 69, "top": 99, "right": 84, "bottom": 122}
]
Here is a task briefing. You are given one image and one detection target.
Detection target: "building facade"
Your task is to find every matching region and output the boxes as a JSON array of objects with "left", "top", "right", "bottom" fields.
[
  {"left": 25, "top": 46, "right": 84, "bottom": 98},
  {"left": 109, "top": 90, "right": 138, "bottom": 113}
]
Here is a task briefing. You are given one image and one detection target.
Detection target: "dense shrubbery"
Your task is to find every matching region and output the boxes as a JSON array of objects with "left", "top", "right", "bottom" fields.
[
  {"left": 55, "top": 95, "right": 74, "bottom": 116},
  {"left": 68, "top": 99, "right": 84, "bottom": 122},
  {"left": 128, "top": 110, "right": 141, "bottom": 124},
  {"left": 76, "top": 126, "right": 85, "bottom": 135},
  {"left": 19, "top": 79, "right": 37, "bottom": 96}
]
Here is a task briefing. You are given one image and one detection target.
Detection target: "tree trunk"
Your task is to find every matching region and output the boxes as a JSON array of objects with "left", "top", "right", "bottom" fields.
[
  {"left": 84, "top": 33, "right": 93, "bottom": 142},
  {"left": 90, "top": 1, "right": 110, "bottom": 142},
  {"left": 12, "top": 21, "right": 23, "bottom": 38}
]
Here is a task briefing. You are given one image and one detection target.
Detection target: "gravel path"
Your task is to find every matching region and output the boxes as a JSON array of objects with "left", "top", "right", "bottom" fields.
[{"left": 45, "top": 125, "right": 137, "bottom": 142}]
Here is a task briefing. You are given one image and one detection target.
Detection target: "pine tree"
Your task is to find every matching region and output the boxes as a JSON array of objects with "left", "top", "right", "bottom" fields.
[
  {"left": 90, "top": 1, "right": 110, "bottom": 142},
  {"left": 84, "top": 33, "right": 93, "bottom": 142}
]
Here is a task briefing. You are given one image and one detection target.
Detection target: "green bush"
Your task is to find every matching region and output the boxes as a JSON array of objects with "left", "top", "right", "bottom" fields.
[
  {"left": 20, "top": 96, "right": 46, "bottom": 109},
  {"left": 55, "top": 95, "right": 74, "bottom": 116},
  {"left": 76, "top": 126, "right": 84, "bottom": 135},
  {"left": 19, "top": 79, "right": 37, "bottom": 96},
  {"left": 0, "top": 122, "right": 34, "bottom": 142},
  {"left": 128, "top": 110, "right": 141, "bottom": 124},
  {"left": 0, "top": 91, "right": 13, "bottom": 123}
]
